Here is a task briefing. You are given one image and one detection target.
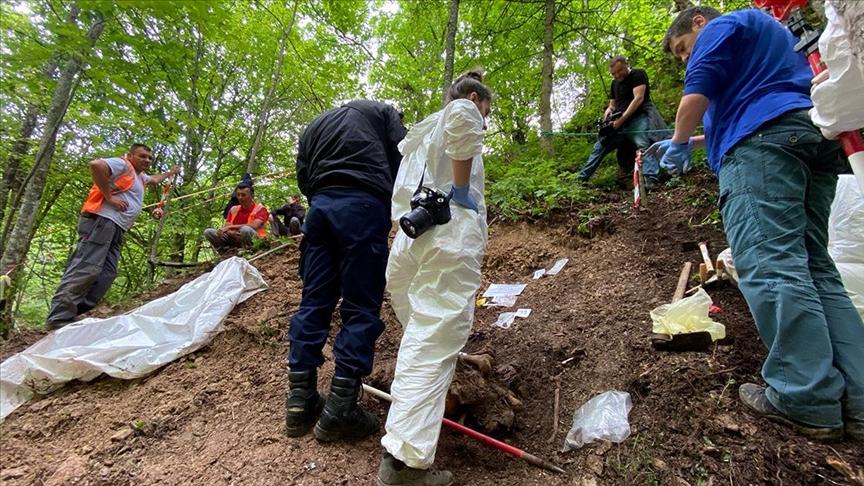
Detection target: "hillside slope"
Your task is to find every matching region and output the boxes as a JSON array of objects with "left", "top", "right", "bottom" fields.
[{"left": 2, "top": 175, "right": 861, "bottom": 485}]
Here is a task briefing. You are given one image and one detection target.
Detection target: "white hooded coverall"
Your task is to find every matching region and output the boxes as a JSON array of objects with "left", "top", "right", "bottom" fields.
[
  {"left": 381, "top": 99, "right": 487, "bottom": 469},
  {"left": 809, "top": 1, "right": 864, "bottom": 190}
]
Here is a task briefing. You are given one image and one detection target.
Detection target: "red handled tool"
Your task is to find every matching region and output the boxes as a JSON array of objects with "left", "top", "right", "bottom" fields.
[{"left": 362, "top": 384, "right": 566, "bottom": 475}]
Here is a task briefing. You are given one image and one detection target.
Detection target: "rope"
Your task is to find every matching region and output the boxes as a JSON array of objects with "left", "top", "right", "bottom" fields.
[
  {"left": 142, "top": 168, "right": 295, "bottom": 210},
  {"left": 147, "top": 169, "right": 298, "bottom": 221},
  {"left": 541, "top": 128, "right": 676, "bottom": 138},
  {"left": 540, "top": 125, "right": 704, "bottom": 138}
]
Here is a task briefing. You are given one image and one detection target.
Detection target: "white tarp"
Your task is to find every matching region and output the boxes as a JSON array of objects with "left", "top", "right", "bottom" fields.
[{"left": 0, "top": 257, "right": 267, "bottom": 421}]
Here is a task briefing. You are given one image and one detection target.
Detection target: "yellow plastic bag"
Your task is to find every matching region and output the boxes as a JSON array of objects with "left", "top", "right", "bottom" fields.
[{"left": 650, "top": 288, "right": 726, "bottom": 341}]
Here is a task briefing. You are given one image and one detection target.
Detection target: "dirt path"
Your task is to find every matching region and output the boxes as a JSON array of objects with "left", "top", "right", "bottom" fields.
[{"left": 2, "top": 177, "right": 862, "bottom": 485}]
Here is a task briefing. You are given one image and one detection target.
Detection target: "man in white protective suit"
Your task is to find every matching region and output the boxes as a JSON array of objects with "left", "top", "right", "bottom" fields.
[
  {"left": 376, "top": 71, "right": 492, "bottom": 486},
  {"left": 809, "top": 0, "right": 864, "bottom": 190}
]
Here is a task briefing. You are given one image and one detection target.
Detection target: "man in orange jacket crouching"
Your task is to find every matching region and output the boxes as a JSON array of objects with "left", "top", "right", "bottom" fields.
[{"left": 203, "top": 183, "right": 269, "bottom": 253}]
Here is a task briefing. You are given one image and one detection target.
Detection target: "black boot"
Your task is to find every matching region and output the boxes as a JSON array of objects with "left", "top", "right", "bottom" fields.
[
  {"left": 285, "top": 369, "right": 324, "bottom": 437},
  {"left": 313, "top": 376, "right": 379, "bottom": 442}
]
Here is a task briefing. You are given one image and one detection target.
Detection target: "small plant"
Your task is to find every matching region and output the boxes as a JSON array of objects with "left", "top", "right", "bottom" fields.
[{"left": 257, "top": 320, "right": 278, "bottom": 338}]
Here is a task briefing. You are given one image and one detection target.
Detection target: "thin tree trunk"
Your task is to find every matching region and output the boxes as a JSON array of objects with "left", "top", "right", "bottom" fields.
[
  {"left": 0, "top": 5, "right": 80, "bottom": 250},
  {"left": 246, "top": 3, "right": 298, "bottom": 175},
  {"left": 442, "top": 0, "right": 460, "bottom": 105},
  {"left": 0, "top": 10, "right": 105, "bottom": 336},
  {"left": 246, "top": 29, "right": 290, "bottom": 175},
  {"left": 0, "top": 107, "right": 39, "bottom": 250},
  {"left": 539, "top": 0, "right": 556, "bottom": 155}
]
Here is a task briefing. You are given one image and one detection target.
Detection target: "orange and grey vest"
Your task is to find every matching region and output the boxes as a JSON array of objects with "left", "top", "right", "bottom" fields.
[
  {"left": 227, "top": 203, "right": 268, "bottom": 237},
  {"left": 80, "top": 158, "right": 142, "bottom": 214}
]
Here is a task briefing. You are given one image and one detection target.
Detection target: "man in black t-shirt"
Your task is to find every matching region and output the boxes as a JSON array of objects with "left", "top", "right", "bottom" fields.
[{"left": 578, "top": 56, "right": 668, "bottom": 187}]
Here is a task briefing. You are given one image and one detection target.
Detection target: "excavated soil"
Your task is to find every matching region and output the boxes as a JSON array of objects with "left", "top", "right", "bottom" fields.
[{"left": 2, "top": 173, "right": 863, "bottom": 485}]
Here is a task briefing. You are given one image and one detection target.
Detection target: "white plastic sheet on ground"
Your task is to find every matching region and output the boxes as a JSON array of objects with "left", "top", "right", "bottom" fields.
[
  {"left": 0, "top": 256, "right": 266, "bottom": 421},
  {"left": 563, "top": 391, "right": 633, "bottom": 450}
]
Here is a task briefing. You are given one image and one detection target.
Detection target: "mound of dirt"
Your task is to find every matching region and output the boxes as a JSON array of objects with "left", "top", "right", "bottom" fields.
[{"left": 1, "top": 173, "right": 862, "bottom": 485}]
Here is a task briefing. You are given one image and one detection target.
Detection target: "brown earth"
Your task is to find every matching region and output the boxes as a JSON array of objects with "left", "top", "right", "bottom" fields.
[{"left": 1, "top": 174, "right": 863, "bottom": 485}]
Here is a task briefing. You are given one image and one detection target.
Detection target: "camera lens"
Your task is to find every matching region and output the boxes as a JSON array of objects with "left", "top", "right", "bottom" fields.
[{"left": 400, "top": 206, "right": 434, "bottom": 239}]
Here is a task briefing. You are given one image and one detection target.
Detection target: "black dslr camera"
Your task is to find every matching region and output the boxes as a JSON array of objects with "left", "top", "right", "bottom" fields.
[
  {"left": 597, "top": 111, "right": 623, "bottom": 138},
  {"left": 399, "top": 186, "right": 452, "bottom": 239}
]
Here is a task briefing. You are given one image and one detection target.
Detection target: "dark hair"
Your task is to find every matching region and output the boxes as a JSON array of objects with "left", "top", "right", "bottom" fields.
[
  {"left": 663, "top": 6, "right": 723, "bottom": 53},
  {"left": 445, "top": 70, "right": 492, "bottom": 104},
  {"left": 236, "top": 182, "right": 254, "bottom": 195},
  {"left": 129, "top": 143, "right": 152, "bottom": 153},
  {"left": 608, "top": 55, "right": 628, "bottom": 68}
]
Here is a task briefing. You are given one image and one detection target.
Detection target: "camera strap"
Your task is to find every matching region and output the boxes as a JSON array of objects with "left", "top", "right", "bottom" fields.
[{"left": 413, "top": 162, "right": 428, "bottom": 196}]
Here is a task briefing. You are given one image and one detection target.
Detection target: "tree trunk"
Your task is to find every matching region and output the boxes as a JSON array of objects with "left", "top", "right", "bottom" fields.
[
  {"left": 0, "top": 10, "right": 105, "bottom": 336},
  {"left": 0, "top": 5, "right": 80, "bottom": 250},
  {"left": 539, "top": 0, "right": 556, "bottom": 155},
  {"left": 0, "top": 106, "right": 39, "bottom": 251},
  {"left": 246, "top": 28, "right": 289, "bottom": 175},
  {"left": 441, "top": 0, "right": 460, "bottom": 105}
]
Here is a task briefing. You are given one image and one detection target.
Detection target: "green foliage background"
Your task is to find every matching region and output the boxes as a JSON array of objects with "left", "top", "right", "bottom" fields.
[{"left": 1, "top": 0, "right": 752, "bottom": 330}]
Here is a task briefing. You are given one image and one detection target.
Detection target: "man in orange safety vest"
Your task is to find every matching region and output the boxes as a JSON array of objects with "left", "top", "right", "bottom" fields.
[
  {"left": 203, "top": 183, "right": 269, "bottom": 253},
  {"left": 46, "top": 143, "right": 177, "bottom": 330}
]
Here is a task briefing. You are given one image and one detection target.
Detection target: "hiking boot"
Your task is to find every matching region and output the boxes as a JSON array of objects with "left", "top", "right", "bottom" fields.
[
  {"left": 376, "top": 453, "right": 454, "bottom": 486},
  {"left": 289, "top": 217, "right": 302, "bottom": 236},
  {"left": 644, "top": 177, "right": 660, "bottom": 191},
  {"left": 846, "top": 420, "right": 864, "bottom": 441},
  {"left": 285, "top": 369, "right": 324, "bottom": 437},
  {"left": 739, "top": 383, "right": 843, "bottom": 442},
  {"left": 313, "top": 375, "right": 379, "bottom": 442}
]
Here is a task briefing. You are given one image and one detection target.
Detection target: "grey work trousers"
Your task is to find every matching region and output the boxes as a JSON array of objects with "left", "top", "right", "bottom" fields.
[
  {"left": 203, "top": 226, "right": 258, "bottom": 252},
  {"left": 47, "top": 214, "right": 124, "bottom": 327}
]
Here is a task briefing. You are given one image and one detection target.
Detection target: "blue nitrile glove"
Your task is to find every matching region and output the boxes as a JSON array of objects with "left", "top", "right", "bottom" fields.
[
  {"left": 645, "top": 139, "right": 672, "bottom": 159},
  {"left": 450, "top": 183, "right": 478, "bottom": 212},
  {"left": 658, "top": 141, "right": 693, "bottom": 176}
]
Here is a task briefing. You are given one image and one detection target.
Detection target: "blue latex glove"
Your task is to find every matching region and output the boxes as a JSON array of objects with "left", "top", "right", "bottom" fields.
[
  {"left": 658, "top": 141, "right": 692, "bottom": 176},
  {"left": 450, "top": 184, "right": 478, "bottom": 212},
  {"left": 645, "top": 139, "right": 672, "bottom": 159}
]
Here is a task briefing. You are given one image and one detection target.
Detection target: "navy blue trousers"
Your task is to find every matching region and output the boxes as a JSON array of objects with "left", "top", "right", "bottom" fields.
[{"left": 288, "top": 189, "right": 391, "bottom": 378}]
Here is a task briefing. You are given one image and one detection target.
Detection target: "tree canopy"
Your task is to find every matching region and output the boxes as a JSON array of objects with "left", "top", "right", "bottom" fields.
[{"left": 0, "top": 0, "right": 752, "bottom": 333}]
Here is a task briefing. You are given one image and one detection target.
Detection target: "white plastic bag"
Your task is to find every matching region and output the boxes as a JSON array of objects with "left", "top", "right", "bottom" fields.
[
  {"left": 718, "top": 248, "right": 738, "bottom": 283},
  {"left": 563, "top": 391, "right": 632, "bottom": 450},
  {"left": 650, "top": 288, "right": 726, "bottom": 341}
]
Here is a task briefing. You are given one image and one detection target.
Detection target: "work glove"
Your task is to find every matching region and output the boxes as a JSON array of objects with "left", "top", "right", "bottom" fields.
[
  {"left": 450, "top": 184, "right": 478, "bottom": 212},
  {"left": 657, "top": 141, "right": 693, "bottom": 176}
]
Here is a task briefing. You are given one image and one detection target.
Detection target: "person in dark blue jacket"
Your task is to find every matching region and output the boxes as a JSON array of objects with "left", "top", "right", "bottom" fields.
[
  {"left": 650, "top": 6, "right": 863, "bottom": 442},
  {"left": 285, "top": 100, "right": 406, "bottom": 444}
]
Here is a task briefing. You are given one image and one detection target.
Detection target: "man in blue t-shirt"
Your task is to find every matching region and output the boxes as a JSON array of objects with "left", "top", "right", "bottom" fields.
[{"left": 651, "top": 6, "right": 863, "bottom": 442}]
